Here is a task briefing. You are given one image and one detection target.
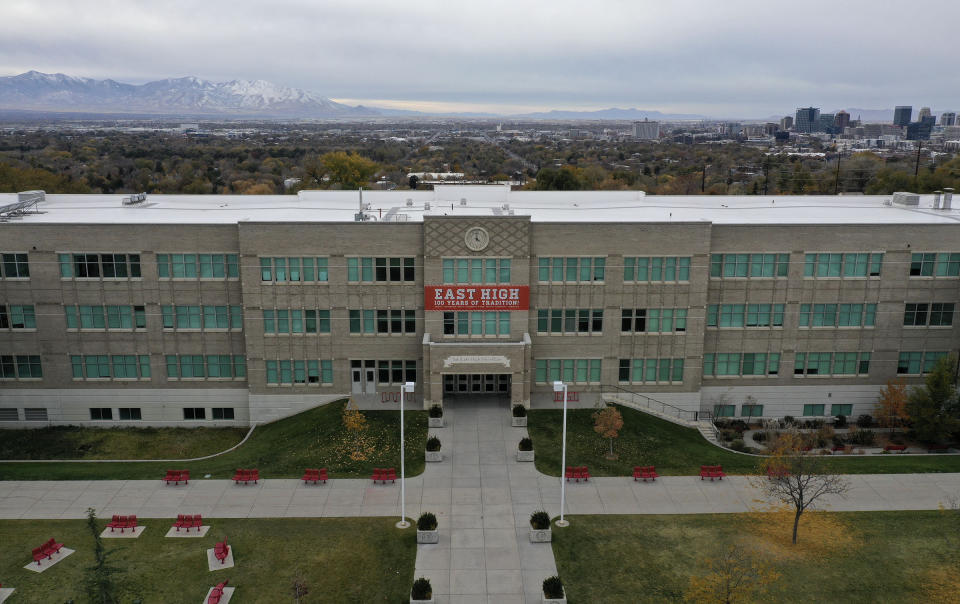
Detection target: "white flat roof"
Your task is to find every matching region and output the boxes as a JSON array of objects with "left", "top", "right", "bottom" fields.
[{"left": 1, "top": 185, "right": 958, "bottom": 225}]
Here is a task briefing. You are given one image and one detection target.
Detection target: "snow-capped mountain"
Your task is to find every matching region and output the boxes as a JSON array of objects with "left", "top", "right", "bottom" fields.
[{"left": 0, "top": 71, "right": 377, "bottom": 117}]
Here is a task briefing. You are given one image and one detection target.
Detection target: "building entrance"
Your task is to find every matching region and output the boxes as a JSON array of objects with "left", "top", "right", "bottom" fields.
[{"left": 443, "top": 374, "right": 511, "bottom": 396}]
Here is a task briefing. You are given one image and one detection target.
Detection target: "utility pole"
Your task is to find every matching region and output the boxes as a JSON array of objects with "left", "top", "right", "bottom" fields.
[
  {"left": 763, "top": 162, "right": 769, "bottom": 195},
  {"left": 701, "top": 165, "right": 707, "bottom": 193},
  {"left": 834, "top": 152, "right": 842, "bottom": 195},
  {"left": 915, "top": 141, "right": 922, "bottom": 184}
]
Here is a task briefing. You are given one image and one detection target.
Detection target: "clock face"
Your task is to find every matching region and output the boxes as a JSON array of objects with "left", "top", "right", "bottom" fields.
[{"left": 465, "top": 227, "right": 490, "bottom": 251}]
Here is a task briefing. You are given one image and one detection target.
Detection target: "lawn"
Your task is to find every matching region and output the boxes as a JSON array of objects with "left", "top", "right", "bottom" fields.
[
  {"left": 551, "top": 511, "right": 958, "bottom": 603},
  {"left": 528, "top": 405, "right": 960, "bottom": 476},
  {"left": 0, "top": 425, "right": 248, "bottom": 460},
  {"left": 0, "top": 400, "right": 428, "bottom": 481},
  {"left": 0, "top": 516, "right": 417, "bottom": 603}
]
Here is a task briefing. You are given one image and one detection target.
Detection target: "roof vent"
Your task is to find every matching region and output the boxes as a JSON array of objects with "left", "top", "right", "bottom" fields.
[
  {"left": 934, "top": 190, "right": 942, "bottom": 209},
  {"left": 424, "top": 202, "right": 430, "bottom": 211},
  {"left": 892, "top": 192, "right": 920, "bottom": 206},
  {"left": 460, "top": 197, "right": 467, "bottom": 206},
  {"left": 406, "top": 198, "right": 413, "bottom": 207},
  {"left": 944, "top": 188, "right": 954, "bottom": 210},
  {"left": 0, "top": 190, "right": 45, "bottom": 220},
  {"left": 122, "top": 192, "right": 147, "bottom": 206},
  {"left": 501, "top": 203, "right": 510, "bottom": 211}
]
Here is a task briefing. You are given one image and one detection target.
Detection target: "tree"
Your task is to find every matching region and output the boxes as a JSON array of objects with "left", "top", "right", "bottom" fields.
[
  {"left": 317, "top": 151, "right": 379, "bottom": 189},
  {"left": 291, "top": 567, "right": 309, "bottom": 603},
  {"left": 906, "top": 355, "right": 960, "bottom": 444},
  {"left": 755, "top": 433, "right": 849, "bottom": 544},
  {"left": 342, "top": 398, "right": 370, "bottom": 461},
  {"left": 684, "top": 544, "right": 780, "bottom": 604},
  {"left": 593, "top": 405, "right": 624, "bottom": 460},
  {"left": 875, "top": 377, "right": 909, "bottom": 429},
  {"left": 84, "top": 508, "right": 119, "bottom": 604},
  {"left": 408, "top": 174, "right": 419, "bottom": 190}
]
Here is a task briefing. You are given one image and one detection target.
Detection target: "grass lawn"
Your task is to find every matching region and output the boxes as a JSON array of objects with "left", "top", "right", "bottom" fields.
[
  {"left": 528, "top": 405, "right": 960, "bottom": 476},
  {"left": 551, "top": 511, "right": 957, "bottom": 603},
  {"left": 0, "top": 400, "right": 428, "bottom": 481},
  {"left": 0, "top": 425, "right": 248, "bottom": 460},
  {"left": 0, "top": 516, "right": 416, "bottom": 603}
]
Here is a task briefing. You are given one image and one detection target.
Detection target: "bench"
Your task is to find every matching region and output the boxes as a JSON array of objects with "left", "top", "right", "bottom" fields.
[
  {"left": 632, "top": 466, "right": 659, "bottom": 482},
  {"left": 173, "top": 514, "right": 202, "bottom": 532},
  {"left": 214, "top": 537, "right": 230, "bottom": 564},
  {"left": 208, "top": 580, "right": 230, "bottom": 604},
  {"left": 232, "top": 468, "right": 260, "bottom": 484},
  {"left": 163, "top": 469, "right": 189, "bottom": 485},
  {"left": 700, "top": 465, "right": 726, "bottom": 481},
  {"left": 302, "top": 468, "right": 328, "bottom": 484},
  {"left": 107, "top": 514, "right": 137, "bottom": 532},
  {"left": 884, "top": 444, "right": 907, "bottom": 453},
  {"left": 31, "top": 538, "right": 64, "bottom": 565},
  {"left": 928, "top": 444, "right": 950, "bottom": 453},
  {"left": 371, "top": 468, "right": 397, "bottom": 484},
  {"left": 565, "top": 466, "right": 591, "bottom": 482},
  {"left": 831, "top": 444, "right": 847, "bottom": 453}
]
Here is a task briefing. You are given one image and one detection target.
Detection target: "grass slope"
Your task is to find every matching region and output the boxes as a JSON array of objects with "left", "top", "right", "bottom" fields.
[
  {"left": 0, "top": 400, "right": 428, "bottom": 481},
  {"left": 552, "top": 511, "right": 954, "bottom": 603},
  {"left": 0, "top": 517, "right": 416, "bottom": 603},
  {"left": 528, "top": 406, "right": 960, "bottom": 476},
  {"left": 0, "top": 425, "right": 248, "bottom": 460}
]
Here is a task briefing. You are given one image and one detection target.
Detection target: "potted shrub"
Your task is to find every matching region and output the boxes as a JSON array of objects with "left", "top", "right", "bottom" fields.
[
  {"left": 425, "top": 436, "right": 442, "bottom": 462},
  {"left": 542, "top": 575, "right": 566, "bottom": 603},
  {"left": 428, "top": 404, "right": 444, "bottom": 428},
  {"left": 529, "top": 510, "right": 551, "bottom": 543},
  {"left": 517, "top": 437, "right": 535, "bottom": 462},
  {"left": 512, "top": 404, "right": 528, "bottom": 427},
  {"left": 416, "top": 512, "right": 439, "bottom": 544},
  {"left": 411, "top": 576, "right": 434, "bottom": 603}
]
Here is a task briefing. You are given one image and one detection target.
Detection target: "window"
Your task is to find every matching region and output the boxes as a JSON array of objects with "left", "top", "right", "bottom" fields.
[
  {"left": 0, "top": 305, "right": 36, "bottom": 329},
  {"left": 265, "top": 359, "right": 333, "bottom": 385},
  {"left": 372, "top": 360, "right": 417, "bottom": 384},
  {"left": 0, "top": 355, "right": 42, "bottom": 379},
  {"left": 65, "top": 305, "right": 146, "bottom": 330},
  {"left": 897, "top": 351, "right": 948, "bottom": 375},
  {"left": 620, "top": 308, "right": 686, "bottom": 333},
  {"left": 741, "top": 404, "right": 764, "bottom": 417},
  {"left": 623, "top": 256, "right": 691, "bottom": 282},
  {"left": 165, "top": 355, "right": 245, "bottom": 379},
  {"left": 183, "top": 408, "right": 206, "bottom": 420},
  {"left": 710, "top": 253, "right": 789, "bottom": 278},
  {"left": 157, "top": 253, "right": 239, "bottom": 279},
  {"left": 534, "top": 359, "right": 601, "bottom": 383},
  {"left": 442, "top": 311, "right": 509, "bottom": 335},
  {"left": 930, "top": 303, "right": 955, "bottom": 326},
  {"left": 713, "top": 405, "right": 735, "bottom": 417},
  {"left": 702, "top": 353, "right": 780, "bottom": 377},
  {"left": 794, "top": 352, "right": 870, "bottom": 376},
  {"left": 258, "top": 257, "right": 328, "bottom": 283},
  {"left": 0, "top": 253, "right": 29, "bottom": 278},
  {"left": 58, "top": 253, "right": 140, "bottom": 279},
  {"left": 89, "top": 408, "right": 113, "bottom": 420},
  {"left": 617, "top": 358, "right": 684, "bottom": 383},
  {"left": 905, "top": 302, "right": 954, "bottom": 326},
  {"left": 911, "top": 252, "right": 960, "bottom": 277},
  {"left": 161, "top": 306, "right": 242, "bottom": 331},
  {"left": 212, "top": 407, "right": 235, "bottom": 420},
  {"left": 442, "top": 257, "right": 511, "bottom": 283},
  {"left": 347, "top": 257, "right": 414, "bottom": 282},
  {"left": 263, "top": 309, "right": 331, "bottom": 334},
  {"left": 830, "top": 404, "right": 852, "bottom": 417},
  {"left": 799, "top": 303, "right": 876, "bottom": 328},
  {"left": 802, "top": 404, "right": 825, "bottom": 416},
  {"left": 805, "top": 252, "right": 884, "bottom": 277},
  {"left": 109, "top": 355, "right": 151, "bottom": 379},
  {"left": 349, "top": 310, "right": 376, "bottom": 334},
  {"left": 119, "top": 408, "right": 142, "bottom": 420},
  {"left": 903, "top": 303, "right": 928, "bottom": 326},
  {"left": 707, "top": 304, "right": 784, "bottom": 328},
  {"left": 538, "top": 309, "right": 603, "bottom": 334},
  {"left": 537, "top": 257, "right": 605, "bottom": 282}
]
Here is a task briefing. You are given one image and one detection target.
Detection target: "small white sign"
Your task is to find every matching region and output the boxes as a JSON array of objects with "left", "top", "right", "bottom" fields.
[{"left": 443, "top": 355, "right": 511, "bottom": 368}]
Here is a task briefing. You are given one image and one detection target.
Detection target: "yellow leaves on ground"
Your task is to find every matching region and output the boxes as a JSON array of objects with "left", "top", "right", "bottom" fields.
[
  {"left": 342, "top": 398, "right": 373, "bottom": 461},
  {"left": 745, "top": 504, "right": 860, "bottom": 559},
  {"left": 921, "top": 565, "right": 960, "bottom": 604},
  {"left": 684, "top": 544, "right": 780, "bottom": 604}
]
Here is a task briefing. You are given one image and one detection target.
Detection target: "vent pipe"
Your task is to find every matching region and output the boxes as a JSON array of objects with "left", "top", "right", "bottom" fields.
[
  {"left": 933, "top": 190, "right": 942, "bottom": 209},
  {"left": 460, "top": 197, "right": 467, "bottom": 206},
  {"left": 944, "top": 188, "right": 954, "bottom": 209}
]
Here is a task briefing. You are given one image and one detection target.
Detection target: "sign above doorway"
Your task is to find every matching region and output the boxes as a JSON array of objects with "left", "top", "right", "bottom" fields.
[{"left": 425, "top": 285, "right": 529, "bottom": 311}]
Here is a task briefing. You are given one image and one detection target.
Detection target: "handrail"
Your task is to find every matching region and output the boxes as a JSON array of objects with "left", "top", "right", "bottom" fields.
[{"left": 601, "top": 384, "right": 699, "bottom": 423}]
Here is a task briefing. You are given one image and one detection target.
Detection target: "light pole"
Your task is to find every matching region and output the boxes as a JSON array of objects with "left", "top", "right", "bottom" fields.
[
  {"left": 397, "top": 381, "right": 415, "bottom": 529},
  {"left": 553, "top": 380, "right": 570, "bottom": 527}
]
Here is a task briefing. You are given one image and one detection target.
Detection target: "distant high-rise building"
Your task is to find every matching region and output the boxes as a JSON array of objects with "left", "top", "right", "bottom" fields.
[
  {"left": 835, "top": 110, "right": 850, "bottom": 131},
  {"left": 918, "top": 107, "right": 932, "bottom": 121},
  {"left": 818, "top": 113, "right": 835, "bottom": 134},
  {"left": 780, "top": 116, "right": 793, "bottom": 130},
  {"left": 940, "top": 112, "right": 956, "bottom": 126},
  {"left": 632, "top": 119, "right": 660, "bottom": 140},
  {"left": 893, "top": 105, "right": 912, "bottom": 126},
  {"left": 795, "top": 107, "right": 820, "bottom": 133},
  {"left": 907, "top": 116, "right": 936, "bottom": 140}
]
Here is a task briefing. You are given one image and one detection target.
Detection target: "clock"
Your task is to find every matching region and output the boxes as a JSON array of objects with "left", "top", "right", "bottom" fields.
[{"left": 464, "top": 226, "right": 490, "bottom": 251}]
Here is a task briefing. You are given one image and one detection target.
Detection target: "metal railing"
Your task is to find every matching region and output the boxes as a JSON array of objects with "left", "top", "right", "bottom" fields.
[{"left": 601, "top": 384, "right": 699, "bottom": 425}]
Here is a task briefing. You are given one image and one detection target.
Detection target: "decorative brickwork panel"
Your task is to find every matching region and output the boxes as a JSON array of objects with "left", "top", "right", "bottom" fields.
[{"left": 424, "top": 217, "right": 530, "bottom": 257}]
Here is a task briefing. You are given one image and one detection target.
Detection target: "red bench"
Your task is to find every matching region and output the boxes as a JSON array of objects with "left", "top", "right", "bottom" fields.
[
  {"left": 700, "top": 465, "right": 726, "bottom": 481},
  {"left": 831, "top": 444, "right": 846, "bottom": 453},
  {"left": 371, "top": 468, "right": 397, "bottom": 484},
  {"left": 232, "top": 468, "right": 260, "bottom": 484},
  {"left": 632, "top": 466, "right": 659, "bottom": 482},
  {"left": 884, "top": 444, "right": 907, "bottom": 453},
  {"left": 31, "top": 538, "right": 64, "bottom": 565},
  {"left": 302, "top": 468, "right": 328, "bottom": 484},
  {"left": 208, "top": 580, "right": 230, "bottom": 604},
  {"left": 767, "top": 466, "right": 790, "bottom": 480},
  {"left": 214, "top": 537, "right": 230, "bottom": 564},
  {"left": 107, "top": 514, "right": 137, "bottom": 532},
  {"left": 928, "top": 444, "right": 950, "bottom": 453},
  {"left": 163, "top": 469, "right": 189, "bottom": 485},
  {"left": 565, "top": 466, "right": 591, "bottom": 482},
  {"left": 173, "top": 514, "right": 203, "bottom": 532}
]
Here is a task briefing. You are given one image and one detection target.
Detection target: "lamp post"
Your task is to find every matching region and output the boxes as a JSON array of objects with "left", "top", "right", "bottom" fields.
[
  {"left": 397, "top": 381, "right": 415, "bottom": 529},
  {"left": 553, "top": 380, "right": 570, "bottom": 527}
]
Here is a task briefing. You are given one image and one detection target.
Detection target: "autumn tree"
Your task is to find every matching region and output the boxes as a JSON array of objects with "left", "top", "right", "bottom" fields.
[
  {"left": 905, "top": 354, "right": 960, "bottom": 444},
  {"left": 875, "top": 377, "right": 909, "bottom": 429},
  {"left": 684, "top": 544, "right": 780, "bottom": 604},
  {"left": 342, "top": 398, "right": 370, "bottom": 461},
  {"left": 311, "top": 151, "right": 379, "bottom": 190},
  {"left": 593, "top": 405, "right": 624, "bottom": 460}
]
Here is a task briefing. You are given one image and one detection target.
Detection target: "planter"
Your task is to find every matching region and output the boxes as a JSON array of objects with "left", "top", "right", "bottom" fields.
[
  {"left": 411, "top": 597, "right": 435, "bottom": 604},
  {"left": 425, "top": 450, "right": 443, "bottom": 462},
  {"left": 512, "top": 417, "right": 528, "bottom": 427},
  {"left": 428, "top": 417, "right": 444, "bottom": 428},
  {"left": 517, "top": 449, "right": 535, "bottom": 462},
  {"left": 417, "top": 529, "right": 439, "bottom": 544},
  {"left": 529, "top": 527, "right": 552, "bottom": 543},
  {"left": 542, "top": 594, "right": 566, "bottom": 604}
]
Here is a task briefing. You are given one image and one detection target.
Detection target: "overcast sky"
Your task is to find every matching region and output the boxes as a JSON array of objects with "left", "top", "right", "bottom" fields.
[{"left": 1, "top": 0, "right": 957, "bottom": 117}]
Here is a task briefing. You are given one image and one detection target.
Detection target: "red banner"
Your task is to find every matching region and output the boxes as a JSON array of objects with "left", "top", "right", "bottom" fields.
[{"left": 425, "top": 285, "right": 529, "bottom": 311}]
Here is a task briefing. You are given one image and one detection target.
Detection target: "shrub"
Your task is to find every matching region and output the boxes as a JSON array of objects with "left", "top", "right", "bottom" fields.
[
  {"left": 835, "top": 414, "right": 847, "bottom": 428},
  {"left": 730, "top": 419, "right": 749, "bottom": 433},
  {"left": 518, "top": 437, "right": 533, "bottom": 451},
  {"left": 530, "top": 510, "right": 551, "bottom": 530},
  {"left": 417, "top": 512, "right": 437, "bottom": 531},
  {"left": 729, "top": 439, "right": 746, "bottom": 452},
  {"left": 832, "top": 435, "right": 847, "bottom": 447},
  {"left": 542, "top": 576, "right": 564, "bottom": 599},
  {"left": 426, "top": 436, "right": 441, "bottom": 451},
  {"left": 783, "top": 415, "right": 795, "bottom": 426},
  {"left": 428, "top": 405, "right": 443, "bottom": 418},
  {"left": 512, "top": 405, "right": 527, "bottom": 417},
  {"left": 752, "top": 431, "right": 767, "bottom": 442},
  {"left": 850, "top": 429, "right": 876, "bottom": 446},
  {"left": 411, "top": 577, "right": 432, "bottom": 600},
  {"left": 721, "top": 429, "right": 737, "bottom": 442},
  {"left": 857, "top": 414, "right": 874, "bottom": 428}
]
